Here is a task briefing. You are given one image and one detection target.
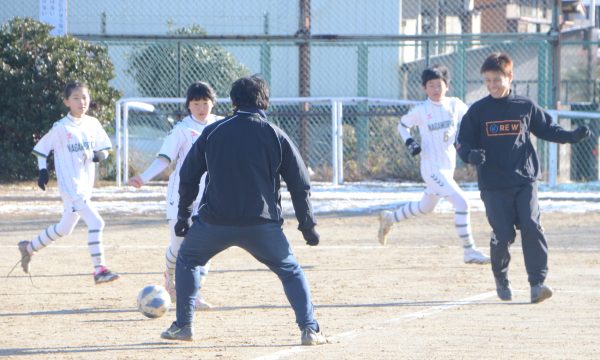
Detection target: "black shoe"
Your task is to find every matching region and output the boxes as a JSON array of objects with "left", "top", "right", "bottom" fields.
[
  {"left": 531, "top": 284, "right": 553, "bottom": 304},
  {"left": 161, "top": 322, "right": 193, "bottom": 341},
  {"left": 494, "top": 277, "right": 512, "bottom": 301}
]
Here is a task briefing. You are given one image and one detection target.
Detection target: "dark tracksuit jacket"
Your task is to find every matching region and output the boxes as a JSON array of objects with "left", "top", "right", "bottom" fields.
[
  {"left": 178, "top": 107, "right": 316, "bottom": 231},
  {"left": 456, "top": 93, "right": 579, "bottom": 285},
  {"left": 174, "top": 108, "right": 319, "bottom": 330}
]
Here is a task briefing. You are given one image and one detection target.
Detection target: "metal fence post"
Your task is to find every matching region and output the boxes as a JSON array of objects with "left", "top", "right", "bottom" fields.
[
  {"left": 548, "top": 110, "right": 558, "bottom": 186},
  {"left": 337, "top": 100, "right": 344, "bottom": 184},
  {"left": 123, "top": 102, "right": 130, "bottom": 186},
  {"left": 331, "top": 100, "right": 338, "bottom": 185},
  {"left": 115, "top": 100, "right": 122, "bottom": 188}
]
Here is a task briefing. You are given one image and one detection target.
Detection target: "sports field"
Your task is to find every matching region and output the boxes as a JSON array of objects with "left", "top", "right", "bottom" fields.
[{"left": 1, "top": 185, "right": 600, "bottom": 359}]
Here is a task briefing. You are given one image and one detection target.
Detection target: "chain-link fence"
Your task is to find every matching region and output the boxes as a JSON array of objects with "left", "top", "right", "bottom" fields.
[
  {"left": 116, "top": 97, "right": 425, "bottom": 186},
  {"left": 116, "top": 97, "right": 600, "bottom": 187},
  {"left": 2, "top": 1, "right": 600, "bottom": 184}
]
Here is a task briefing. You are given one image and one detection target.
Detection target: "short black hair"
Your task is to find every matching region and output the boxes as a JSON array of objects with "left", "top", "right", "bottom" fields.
[
  {"left": 185, "top": 81, "right": 217, "bottom": 109},
  {"left": 229, "top": 75, "right": 270, "bottom": 110},
  {"left": 481, "top": 52, "right": 513, "bottom": 76},
  {"left": 64, "top": 80, "right": 88, "bottom": 98},
  {"left": 421, "top": 65, "right": 449, "bottom": 87}
]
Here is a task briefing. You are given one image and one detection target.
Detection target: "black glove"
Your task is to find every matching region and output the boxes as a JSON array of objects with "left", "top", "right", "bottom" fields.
[
  {"left": 572, "top": 126, "right": 591, "bottom": 143},
  {"left": 92, "top": 150, "right": 107, "bottom": 163},
  {"left": 468, "top": 149, "right": 486, "bottom": 165},
  {"left": 174, "top": 217, "right": 190, "bottom": 237},
  {"left": 405, "top": 138, "right": 421, "bottom": 156},
  {"left": 37, "top": 169, "right": 49, "bottom": 191},
  {"left": 301, "top": 227, "right": 320, "bottom": 246}
]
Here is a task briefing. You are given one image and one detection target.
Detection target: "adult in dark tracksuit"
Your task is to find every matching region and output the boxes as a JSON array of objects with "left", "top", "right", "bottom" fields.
[
  {"left": 457, "top": 52, "right": 590, "bottom": 303},
  {"left": 160, "top": 75, "right": 327, "bottom": 346}
]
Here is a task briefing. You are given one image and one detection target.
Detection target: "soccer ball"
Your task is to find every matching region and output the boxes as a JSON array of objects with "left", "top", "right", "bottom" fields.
[{"left": 137, "top": 285, "right": 171, "bottom": 318}]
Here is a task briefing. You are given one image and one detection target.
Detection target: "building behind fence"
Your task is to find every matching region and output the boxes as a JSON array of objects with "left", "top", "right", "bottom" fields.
[{"left": 1, "top": 1, "right": 599, "bottom": 184}]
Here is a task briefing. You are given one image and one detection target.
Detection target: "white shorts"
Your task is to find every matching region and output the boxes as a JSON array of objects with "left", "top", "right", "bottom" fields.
[{"left": 422, "top": 168, "right": 464, "bottom": 198}]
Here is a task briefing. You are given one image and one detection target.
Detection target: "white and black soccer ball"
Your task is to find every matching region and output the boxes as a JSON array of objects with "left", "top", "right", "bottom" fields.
[{"left": 137, "top": 285, "right": 171, "bottom": 318}]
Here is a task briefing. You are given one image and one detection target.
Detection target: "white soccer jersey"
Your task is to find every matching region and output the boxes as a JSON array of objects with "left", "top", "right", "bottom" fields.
[
  {"left": 399, "top": 97, "right": 468, "bottom": 173},
  {"left": 160, "top": 114, "right": 221, "bottom": 219},
  {"left": 32, "top": 115, "right": 111, "bottom": 203}
]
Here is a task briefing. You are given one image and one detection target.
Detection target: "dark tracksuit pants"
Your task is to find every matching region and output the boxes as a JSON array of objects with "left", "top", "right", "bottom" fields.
[
  {"left": 175, "top": 219, "right": 318, "bottom": 331},
  {"left": 480, "top": 181, "right": 548, "bottom": 286}
]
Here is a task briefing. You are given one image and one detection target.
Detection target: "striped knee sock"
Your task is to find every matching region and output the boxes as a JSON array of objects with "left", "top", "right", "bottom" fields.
[
  {"left": 29, "top": 224, "right": 64, "bottom": 254},
  {"left": 392, "top": 201, "right": 423, "bottom": 222},
  {"left": 88, "top": 229, "right": 106, "bottom": 270},
  {"left": 455, "top": 211, "right": 475, "bottom": 249}
]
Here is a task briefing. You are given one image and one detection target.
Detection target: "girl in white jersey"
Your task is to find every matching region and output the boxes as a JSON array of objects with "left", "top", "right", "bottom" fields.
[
  {"left": 18, "top": 81, "right": 119, "bottom": 284},
  {"left": 377, "top": 65, "right": 490, "bottom": 264},
  {"left": 129, "top": 82, "right": 221, "bottom": 309}
]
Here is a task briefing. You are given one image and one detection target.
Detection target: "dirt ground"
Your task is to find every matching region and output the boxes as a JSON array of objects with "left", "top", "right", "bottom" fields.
[{"left": 1, "top": 197, "right": 600, "bottom": 359}]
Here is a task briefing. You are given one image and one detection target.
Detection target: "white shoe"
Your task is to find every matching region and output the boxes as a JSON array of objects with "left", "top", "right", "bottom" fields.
[
  {"left": 164, "top": 271, "right": 176, "bottom": 303},
  {"left": 301, "top": 327, "right": 328, "bottom": 346},
  {"left": 195, "top": 296, "right": 212, "bottom": 310},
  {"left": 378, "top": 210, "right": 394, "bottom": 245},
  {"left": 464, "top": 247, "right": 491, "bottom": 264}
]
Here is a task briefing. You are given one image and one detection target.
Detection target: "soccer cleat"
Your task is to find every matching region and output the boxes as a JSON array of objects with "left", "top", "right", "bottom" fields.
[
  {"left": 463, "top": 247, "right": 491, "bottom": 264},
  {"left": 301, "top": 327, "right": 328, "bottom": 346},
  {"left": 161, "top": 322, "right": 193, "bottom": 341},
  {"left": 164, "top": 271, "right": 176, "bottom": 303},
  {"left": 94, "top": 267, "right": 120, "bottom": 284},
  {"left": 18, "top": 241, "right": 32, "bottom": 273},
  {"left": 195, "top": 296, "right": 213, "bottom": 310},
  {"left": 531, "top": 284, "right": 553, "bottom": 304},
  {"left": 494, "top": 277, "right": 513, "bottom": 301},
  {"left": 377, "top": 210, "right": 394, "bottom": 245}
]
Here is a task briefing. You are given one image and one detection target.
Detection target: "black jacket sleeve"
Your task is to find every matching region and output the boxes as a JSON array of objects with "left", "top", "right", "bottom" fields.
[
  {"left": 277, "top": 130, "right": 316, "bottom": 231},
  {"left": 529, "top": 105, "right": 579, "bottom": 144},
  {"left": 177, "top": 130, "right": 208, "bottom": 219},
  {"left": 456, "top": 108, "right": 478, "bottom": 163}
]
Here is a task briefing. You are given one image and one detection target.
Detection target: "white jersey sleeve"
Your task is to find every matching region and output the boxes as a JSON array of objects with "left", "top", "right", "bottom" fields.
[
  {"left": 397, "top": 103, "right": 424, "bottom": 142},
  {"left": 90, "top": 116, "right": 112, "bottom": 151},
  {"left": 32, "top": 122, "right": 60, "bottom": 158},
  {"left": 399, "top": 104, "right": 424, "bottom": 129},
  {"left": 157, "top": 126, "right": 186, "bottom": 163}
]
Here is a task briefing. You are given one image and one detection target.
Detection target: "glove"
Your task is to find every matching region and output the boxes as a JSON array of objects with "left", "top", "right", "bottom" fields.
[
  {"left": 468, "top": 149, "right": 486, "bottom": 165},
  {"left": 301, "top": 227, "right": 320, "bottom": 246},
  {"left": 37, "top": 169, "right": 49, "bottom": 191},
  {"left": 405, "top": 138, "right": 421, "bottom": 156},
  {"left": 572, "top": 126, "right": 591, "bottom": 143},
  {"left": 174, "top": 217, "right": 190, "bottom": 237},
  {"left": 92, "top": 150, "right": 107, "bottom": 163}
]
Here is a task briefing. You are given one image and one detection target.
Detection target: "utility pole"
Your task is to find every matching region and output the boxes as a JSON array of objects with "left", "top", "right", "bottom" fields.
[
  {"left": 298, "top": 0, "right": 311, "bottom": 161},
  {"left": 551, "top": 0, "right": 562, "bottom": 109}
]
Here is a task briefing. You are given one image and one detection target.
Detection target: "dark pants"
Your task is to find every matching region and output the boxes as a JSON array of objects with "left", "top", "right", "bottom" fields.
[
  {"left": 480, "top": 182, "right": 548, "bottom": 286},
  {"left": 175, "top": 220, "right": 318, "bottom": 331}
]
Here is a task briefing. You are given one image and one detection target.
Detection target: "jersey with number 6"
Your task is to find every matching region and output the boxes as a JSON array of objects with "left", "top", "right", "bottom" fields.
[
  {"left": 32, "top": 115, "right": 111, "bottom": 202},
  {"left": 399, "top": 97, "right": 468, "bottom": 173},
  {"left": 159, "top": 114, "right": 222, "bottom": 219}
]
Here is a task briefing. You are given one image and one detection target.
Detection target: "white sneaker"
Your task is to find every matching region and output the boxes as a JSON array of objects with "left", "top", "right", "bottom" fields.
[
  {"left": 164, "top": 271, "right": 176, "bottom": 303},
  {"left": 195, "top": 296, "right": 212, "bottom": 310},
  {"left": 378, "top": 210, "right": 394, "bottom": 245},
  {"left": 464, "top": 247, "right": 491, "bottom": 264},
  {"left": 301, "top": 327, "right": 328, "bottom": 346}
]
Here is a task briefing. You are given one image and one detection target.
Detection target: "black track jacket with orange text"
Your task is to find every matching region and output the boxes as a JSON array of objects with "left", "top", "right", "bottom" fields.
[{"left": 456, "top": 93, "right": 579, "bottom": 190}]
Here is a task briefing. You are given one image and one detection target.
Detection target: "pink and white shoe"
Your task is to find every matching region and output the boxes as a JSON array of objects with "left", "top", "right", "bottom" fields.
[{"left": 195, "top": 296, "right": 212, "bottom": 310}]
